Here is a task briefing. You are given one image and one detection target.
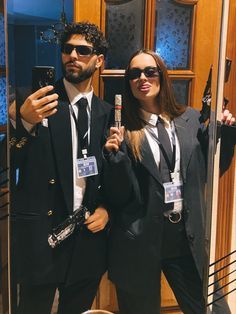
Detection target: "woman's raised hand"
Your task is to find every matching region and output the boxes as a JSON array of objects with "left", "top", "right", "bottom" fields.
[{"left": 105, "top": 126, "right": 124, "bottom": 152}]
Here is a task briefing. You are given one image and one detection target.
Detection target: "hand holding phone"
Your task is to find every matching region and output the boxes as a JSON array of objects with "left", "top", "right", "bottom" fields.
[
  {"left": 20, "top": 86, "right": 59, "bottom": 125},
  {"left": 19, "top": 66, "right": 58, "bottom": 124}
]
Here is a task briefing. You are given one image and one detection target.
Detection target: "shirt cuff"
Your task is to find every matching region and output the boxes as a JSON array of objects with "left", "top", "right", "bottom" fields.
[{"left": 21, "top": 119, "right": 36, "bottom": 135}]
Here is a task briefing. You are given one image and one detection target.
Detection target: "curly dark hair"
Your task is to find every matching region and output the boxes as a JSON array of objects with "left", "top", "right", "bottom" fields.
[{"left": 60, "top": 21, "right": 109, "bottom": 57}]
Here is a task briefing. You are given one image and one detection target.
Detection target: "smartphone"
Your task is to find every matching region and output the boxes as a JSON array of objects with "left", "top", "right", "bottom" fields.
[{"left": 32, "top": 66, "right": 55, "bottom": 93}]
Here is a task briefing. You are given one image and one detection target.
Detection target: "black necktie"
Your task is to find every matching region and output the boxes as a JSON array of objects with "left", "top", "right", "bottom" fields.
[
  {"left": 77, "top": 97, "right": 88, "bottom": 157},
  {"left": 157, "top": 118, "right": 173, "bottom": 183},
  {"left": 157, "top": 118, "right": 174, "bottom": 212}
]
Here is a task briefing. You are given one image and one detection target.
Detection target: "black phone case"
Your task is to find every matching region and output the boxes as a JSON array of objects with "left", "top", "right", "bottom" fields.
[{"left": 32, "top": 66, "right": 55, "bottom": 92}]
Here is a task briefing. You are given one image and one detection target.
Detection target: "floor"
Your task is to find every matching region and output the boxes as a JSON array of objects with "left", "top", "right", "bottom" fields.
[{"left": 0, "top": 290, "right": 183, "bottom": 314}]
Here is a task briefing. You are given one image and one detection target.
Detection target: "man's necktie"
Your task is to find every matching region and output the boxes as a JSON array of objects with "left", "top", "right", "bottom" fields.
[{"left": 77, "top": 97, "right": 88, "bottom": 157}]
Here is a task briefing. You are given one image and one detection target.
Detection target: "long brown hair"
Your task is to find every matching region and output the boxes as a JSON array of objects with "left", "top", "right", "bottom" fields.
[{"left": 123, "top": 49, "right": 186, "bottom": 160}]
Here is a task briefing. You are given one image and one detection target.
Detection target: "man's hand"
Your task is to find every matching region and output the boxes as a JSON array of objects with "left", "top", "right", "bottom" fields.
[
  {"left": 9, "top": 100, "right": 16, "bottom": 121},
  {"left": 84, "top": 207, "right": 109, "bottom": 233},
  {"left": 20, "top": 85, "right": 58, "bottom": 125}
]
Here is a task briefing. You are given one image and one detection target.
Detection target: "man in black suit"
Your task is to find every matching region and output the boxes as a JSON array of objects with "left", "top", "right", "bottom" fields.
[{"left": 9, "top": 22, "right": 112, "bottom": 314}]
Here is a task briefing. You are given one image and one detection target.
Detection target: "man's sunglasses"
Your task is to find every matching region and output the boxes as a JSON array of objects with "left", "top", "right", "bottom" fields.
[
  {"left": 127, "top": 66, "right": 161, "bottom": 80},
  {"left": 61, "top": 44, "right": 97, "bottom": 56}
]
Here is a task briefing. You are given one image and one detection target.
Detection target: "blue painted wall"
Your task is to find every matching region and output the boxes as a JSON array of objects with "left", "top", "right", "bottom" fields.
[
  {"left": 7, "top": 0, "right": 73, "bottom": 23},
  {"left": 7, "top": 0, "right": 73, "bottom": 93}
]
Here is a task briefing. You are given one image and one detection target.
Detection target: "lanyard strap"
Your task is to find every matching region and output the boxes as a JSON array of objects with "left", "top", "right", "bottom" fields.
[
  {"left": 147, "top": 122, "right": 176, "bottom": 174},
  {"left": 70, "top": 104, "right": 89, "bottom": 155}
]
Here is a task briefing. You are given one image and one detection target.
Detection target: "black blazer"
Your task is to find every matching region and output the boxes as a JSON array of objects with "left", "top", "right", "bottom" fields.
[
  {"left": 103, "top": 107, "right": 208, "bottom": 295},
  {"left": 10, "top": 79, "right": 112, "bottom": 286}
]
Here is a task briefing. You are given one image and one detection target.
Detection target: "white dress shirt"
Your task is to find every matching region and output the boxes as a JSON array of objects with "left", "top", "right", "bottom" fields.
[
  {"left": 63, "top": 78, "right": 93, "bottom": 211},
  {"left": 141, "top": 109, "right": 183, "bottom": 213}
]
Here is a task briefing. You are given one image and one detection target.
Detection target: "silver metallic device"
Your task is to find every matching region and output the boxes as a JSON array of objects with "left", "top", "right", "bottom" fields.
[
  {"left": 48, "top": 206, "right": 90, "bottom": 248},
  {"left": 114, "top": 94, "right": 122, "bottom": 128}
]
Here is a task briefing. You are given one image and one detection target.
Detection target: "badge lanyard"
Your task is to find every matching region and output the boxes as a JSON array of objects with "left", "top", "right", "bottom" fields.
[
  {"left": 70, "top": 104, "right": 89, "bottom": 158},
  {"left": 70, "top": 103, "right": 98, "bottom": 179},
  {"left": 147, "top": 122, "right": 183, "bottom": 205},
  {"left": 147, "top": 122, "right": 176, "bottom": 181}
]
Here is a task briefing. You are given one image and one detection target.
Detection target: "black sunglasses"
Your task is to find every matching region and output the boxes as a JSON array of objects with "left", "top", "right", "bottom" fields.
[
  {"left": 127, "top": 66, "right": 161, "bottom": 80},
  {"left": 61, "top": 44, "right": 97, "bottom": 56}
]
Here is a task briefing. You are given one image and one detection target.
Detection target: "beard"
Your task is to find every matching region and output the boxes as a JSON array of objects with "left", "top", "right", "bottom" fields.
[{"left": 62, "top": 61, "right": 96, "bottom": 84}]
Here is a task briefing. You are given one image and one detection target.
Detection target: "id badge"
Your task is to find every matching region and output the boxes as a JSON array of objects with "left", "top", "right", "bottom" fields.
[
  {"left": 163, "top": 181, "right": 183, "bottom": 203},
  {"left": 77, "top": 156, "right": 98, "bottom": 178}
]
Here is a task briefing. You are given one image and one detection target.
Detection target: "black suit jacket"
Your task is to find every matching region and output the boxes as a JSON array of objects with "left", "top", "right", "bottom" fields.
[
  {"left": 103, "top": 107, "right": 207, "bottom": 295},
  {"left": 10, "top": 79, "right": 112, "bottom": 286}
]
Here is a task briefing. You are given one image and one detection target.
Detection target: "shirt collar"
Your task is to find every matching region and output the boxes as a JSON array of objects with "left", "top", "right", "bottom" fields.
[
  {"left": 140, "top": 108, "right": 158, "bottom": 127},
  {"left": 63, "top": 78, "right": 93, "bottom": 109},
  {"left": 140, "top": 108, "right": 171, "bottom": 128}
]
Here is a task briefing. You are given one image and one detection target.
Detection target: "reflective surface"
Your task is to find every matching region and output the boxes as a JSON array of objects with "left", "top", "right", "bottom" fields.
[
  {"left": 172, "top": 80, "right": 190, "bottom": 106},
  {"left": 0, "top": 13, "right": 5, "bottom": 65},
  {"left": 5, "top": 1, "right": 73, "bottom": 313},
  {"left": 155, "top": 0, "right": 193, "bottom": 69},
  {"left": 105, "top": 0, "right": 145, "bottom": 69},
  {"left": 1, "top": 0, "right": 234, "bottom": 313},
  {"left": 0, "top": 10, "right": 7, "bottom": 126},
  {"left": 0, "top": 0, "right": 9, "bottom": 313},
  {"left": 0, "top": 77, "right": 7, "bottom": 126}
]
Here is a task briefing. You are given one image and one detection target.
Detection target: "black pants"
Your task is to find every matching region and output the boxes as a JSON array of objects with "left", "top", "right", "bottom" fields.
[
  {"left": 116, "top": 254, "right": 231, "bottom": 314},
  {"left": 17, "top": 277, "right": 101, "bottom": 314},
  {"left": 116, "top": 255, "right": 205, "bottom": 314}
]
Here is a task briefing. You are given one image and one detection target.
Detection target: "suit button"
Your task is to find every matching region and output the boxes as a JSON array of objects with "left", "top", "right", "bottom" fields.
[
  {"left": 49, "top": 179, "right": 56, "bottom": 184},
  {"left": 188, "top": 234, "right": 195, "bottom": 242},
  {"left": 16, "top": 137, "right": 27, "bottom": 148},
  {"left": 184, "top": 208, "right": 190, "bottom": 218},
  {"left": 16, "top": 143, "right": 22, "bottom": 148},
  {"left": 47, "top": 210, "right": 53, "bottom": 216},
  {"left": 9, "top": 137, "right": 17, "bottom": 146}
]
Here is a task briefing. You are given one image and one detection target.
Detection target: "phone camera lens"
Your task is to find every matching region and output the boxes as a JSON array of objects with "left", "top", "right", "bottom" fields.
[{"left": 48, "top": 70, "right": 54, "bottom": 78}]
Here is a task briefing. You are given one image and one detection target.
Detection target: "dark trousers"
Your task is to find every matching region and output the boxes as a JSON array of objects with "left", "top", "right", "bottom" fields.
[
  {"left": 17, "top": 277, "right": 101, "bottom": 314},
  {"left": 116, "top": 255, "right": 205, "bottom": 314}
]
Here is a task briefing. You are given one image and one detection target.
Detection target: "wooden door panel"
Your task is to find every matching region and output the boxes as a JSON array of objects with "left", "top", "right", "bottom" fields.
[{"left": 74, "top": 0, "right": 225, "bottom": 312}]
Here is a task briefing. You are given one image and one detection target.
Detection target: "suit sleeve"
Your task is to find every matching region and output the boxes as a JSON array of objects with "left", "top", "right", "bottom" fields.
[
  {"left": 191, "top": 108, "right": 209, "bottom": 166},
  {"left": 10, "top": 113, "right": 37, "bottom": 166},
  {"left": 102, "top": 142, "right": 141, "bottom": 211}
]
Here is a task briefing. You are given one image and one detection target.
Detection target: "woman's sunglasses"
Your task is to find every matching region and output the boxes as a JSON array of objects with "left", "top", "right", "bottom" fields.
[
  {"left": 61, "top": 44, "right": 97, "bottom": 56},
  {"left": 127, "top": 66, "right": 161, "bottom": 80}
]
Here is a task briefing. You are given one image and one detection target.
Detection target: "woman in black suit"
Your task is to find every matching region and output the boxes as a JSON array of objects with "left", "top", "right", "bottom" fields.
[{"left": 103, "top": 49, "right": 232, "bottom": 314}]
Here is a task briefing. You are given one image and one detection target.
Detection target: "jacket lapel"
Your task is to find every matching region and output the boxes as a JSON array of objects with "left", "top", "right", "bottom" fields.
[
  {"left": 140, "top": 108, "right": 194, "bottom": 185},
  {"left": 140, "top": 136, "right": 162, "bottom": 185},
  {"left": 89, "top": 95, "right": 107, "bottom": 157},
  {"left": 82, "top": 95, "right": 108, "bottom": 208},
  {"left": 174, "top": 110, "right": 194, "bottom": 183},
  {"left": 49, "top": 80, "right": 73, "bottom": 213}
]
